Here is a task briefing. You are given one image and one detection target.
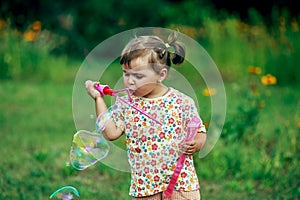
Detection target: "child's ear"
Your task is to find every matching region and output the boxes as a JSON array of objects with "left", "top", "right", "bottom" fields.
[{"left": 159, "top": 68, "right": 168, "bottom": 81}]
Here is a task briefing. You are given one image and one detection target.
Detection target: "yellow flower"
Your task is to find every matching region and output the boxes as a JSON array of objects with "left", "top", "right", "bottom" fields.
[
  {"left": 32, "top": 21, "right": 41, "bottom": 31},
  {"left": 203, "top": 88, "right": 216, "bottom": 96},
  {"left": 261, "top": 74, "right": 277, "bottom": 85},
  {"left": 0, "top": 19, "right": 5, "bottom": 30},
  {"left": 248, "top": 66, "right": 262, "bottom": 75},
  {"left": 23, "top": 20, "right": 42, "bottom": 42},
  {"left": 24, "top": 30, "right": 38, "bottom": 41}
]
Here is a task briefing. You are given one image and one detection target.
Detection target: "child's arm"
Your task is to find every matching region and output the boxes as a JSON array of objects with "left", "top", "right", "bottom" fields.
[
  {"left": 86, "top": 80, "right": 123, "bottom": 141},
  {"left": 181, "top": 131, "right": 206, "bottom": 155},
  {"left": 95, "top": 96, "right": 123, "bottom": 140}
]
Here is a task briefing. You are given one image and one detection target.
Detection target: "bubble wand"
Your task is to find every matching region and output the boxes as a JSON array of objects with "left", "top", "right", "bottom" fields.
[
  {"left": 163, "top": 116, "right": 202, "bottom": 198},
  {"left": 94, "top": 83, "right": 162, "bottom": 126}
]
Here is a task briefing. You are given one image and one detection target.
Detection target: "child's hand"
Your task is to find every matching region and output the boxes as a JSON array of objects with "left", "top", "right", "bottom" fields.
[
  {"left": 180, "top": 140, "right": 198, "bottom": 155},
  {"left": 85, "top": 80, "right": 101, "bottom": 99},
  {"left": 180, "top": 132, "right": 206, "bottom": 155}
]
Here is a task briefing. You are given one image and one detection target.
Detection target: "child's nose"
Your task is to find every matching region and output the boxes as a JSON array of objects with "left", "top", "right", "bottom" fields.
[{"left": 128, "top": 76, "right": 135, "bottom": 85}]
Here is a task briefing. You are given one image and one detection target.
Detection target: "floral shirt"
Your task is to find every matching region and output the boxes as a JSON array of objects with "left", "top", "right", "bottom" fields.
[{"left": 113, "top": 87, "right": 205, "bottom": 197}]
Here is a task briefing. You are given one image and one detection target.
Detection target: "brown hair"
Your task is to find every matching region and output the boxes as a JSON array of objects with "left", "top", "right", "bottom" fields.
[{"left": 120, "top": 32, "right": 185, "bottom": 74}]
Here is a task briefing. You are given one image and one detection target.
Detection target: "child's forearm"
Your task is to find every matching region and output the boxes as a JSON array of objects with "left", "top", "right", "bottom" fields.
[
  {"left": 95, "top": 96, "right": 108, "bottom": 116},
  {"left": 95, "top": 97, "right": 123, "bottom": 140}
]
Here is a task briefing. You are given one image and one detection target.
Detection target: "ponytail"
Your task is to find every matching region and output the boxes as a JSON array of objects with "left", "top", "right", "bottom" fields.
[{"left": 166, "top": 31, "right": 185, "bottom": 65}]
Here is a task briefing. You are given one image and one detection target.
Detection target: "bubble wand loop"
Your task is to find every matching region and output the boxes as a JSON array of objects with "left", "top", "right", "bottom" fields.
[
  {"left": 94, "top": 83, "right": 162, "bottom": 126},
  {"left": 163, "top": 116, "right": 202, "bottom": 198}
]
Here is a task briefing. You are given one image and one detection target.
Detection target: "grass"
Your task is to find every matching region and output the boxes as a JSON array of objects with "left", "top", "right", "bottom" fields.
[
  {"left": 0, "top": 81, "right": 130, "bottom": 200},
  {"left": 0, "top": 80, "right": 299, "bottom": 199}
]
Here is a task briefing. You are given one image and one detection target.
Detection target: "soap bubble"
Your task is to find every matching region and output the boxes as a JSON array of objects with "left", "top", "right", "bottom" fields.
[
  {"left": 49, "top": 186, "right": 79, "bottom": 200},
  {"left": 96, "top": 105, "right": 116, "bottom": 132},
  {"left": 70, "top": 130, "right": 110, "bottom": 170}
]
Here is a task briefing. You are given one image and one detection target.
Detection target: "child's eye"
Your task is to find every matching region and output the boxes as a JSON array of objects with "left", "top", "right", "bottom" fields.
[{"left": 135, "top": 74, "right": 144, "bottom": 79}]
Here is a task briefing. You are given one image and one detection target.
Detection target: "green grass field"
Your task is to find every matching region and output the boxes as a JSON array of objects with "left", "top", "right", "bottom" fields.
[{"left": 0, "top": 80, "right": 299, "bottom": 199}]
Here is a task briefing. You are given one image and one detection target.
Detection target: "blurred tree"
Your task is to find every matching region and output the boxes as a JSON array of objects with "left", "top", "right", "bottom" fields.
[
  {"left": 208, "top": 0, "right": 299, "bottom": 24},
  {"left": 0, "top": 0, "right": 170, "bottom": 57},
  {"left": 1, "top": 0, "right": 298, "bottom": 57}
]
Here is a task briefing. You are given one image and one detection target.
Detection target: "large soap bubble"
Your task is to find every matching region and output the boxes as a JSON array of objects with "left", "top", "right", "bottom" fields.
[{"left": 70, "top": 130, "right": 110, "bottom": 170}]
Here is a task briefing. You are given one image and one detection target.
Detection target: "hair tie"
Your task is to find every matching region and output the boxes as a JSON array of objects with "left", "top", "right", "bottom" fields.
[{"left": 165, "top": 43, "right": 175, "bottom": 54}]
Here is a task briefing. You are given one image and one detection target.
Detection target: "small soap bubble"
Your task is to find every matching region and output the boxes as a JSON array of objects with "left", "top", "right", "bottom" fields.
[{"left": 50, "top": 186, "right": 79, "bottom": 200}]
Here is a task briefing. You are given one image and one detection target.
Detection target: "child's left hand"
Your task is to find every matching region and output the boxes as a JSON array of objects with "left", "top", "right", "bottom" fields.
[
  {"left": 180, "top": 140, "right": 199, "bottom": 155},
  {"left": 180, "top": 132, "right": 206, "bottom": 155}
]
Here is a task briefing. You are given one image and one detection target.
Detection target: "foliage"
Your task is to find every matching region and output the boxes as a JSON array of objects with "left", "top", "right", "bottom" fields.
[
  {"left": 166, "top": 6, "right": 300, "bottom": 85},
  {"left": 198, "top": 82, "right": 300, "bottom": 199},
  {"left": 1, "top": 0, "right": 171, "bottom": 56},
  {"left": 1, "top": 3, "right": 300, "bottom": 84},
  {"left": 0, "top": 20, "right": 78, "bottom": 82}
]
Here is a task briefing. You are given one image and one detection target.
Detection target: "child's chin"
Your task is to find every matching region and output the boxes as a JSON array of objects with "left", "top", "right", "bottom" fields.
[
  {"left": 133, "top": 92, "right": 141, "bottom": 97},
  {"left": 132, "top": 91, "right": 143, "bottom": 97}
]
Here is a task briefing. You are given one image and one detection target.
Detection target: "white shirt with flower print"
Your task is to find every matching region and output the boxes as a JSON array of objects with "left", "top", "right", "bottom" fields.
[{"left": 113, "top": 87, "right": 205, "bottom": 197}]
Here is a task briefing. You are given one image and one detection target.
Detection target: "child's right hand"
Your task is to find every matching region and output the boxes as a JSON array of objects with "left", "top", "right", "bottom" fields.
[{"left": 85, "top": 80, "right": 101, "bottom": 99}]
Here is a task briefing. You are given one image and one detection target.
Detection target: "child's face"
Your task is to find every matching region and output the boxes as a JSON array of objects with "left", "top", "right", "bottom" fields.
[{"left": 122, "top": 56, "right": 164, "bottom": 98}]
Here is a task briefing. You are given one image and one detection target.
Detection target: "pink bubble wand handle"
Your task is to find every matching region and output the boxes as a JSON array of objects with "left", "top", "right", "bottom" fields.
[
  {"left": 163, "top": 116, "right": 202, "bottom": 198},
  {"left": 94, "top": 83, "right": 162, "bottom": 125}
]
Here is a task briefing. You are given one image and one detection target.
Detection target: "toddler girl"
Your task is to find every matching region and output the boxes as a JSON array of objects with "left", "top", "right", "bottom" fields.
[{"left": 86, "top": 33, "right": 206, "bottom": 200}]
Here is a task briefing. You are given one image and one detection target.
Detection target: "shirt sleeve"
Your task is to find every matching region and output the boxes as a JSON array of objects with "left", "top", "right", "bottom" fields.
[{"left": 182, "top": 95, "right": 206, "bottom": 133}]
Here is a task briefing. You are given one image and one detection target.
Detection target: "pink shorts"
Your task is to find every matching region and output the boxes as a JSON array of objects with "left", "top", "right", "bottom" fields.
[{"left": 131, "top": 190, "right": 200, "bottom": 200}]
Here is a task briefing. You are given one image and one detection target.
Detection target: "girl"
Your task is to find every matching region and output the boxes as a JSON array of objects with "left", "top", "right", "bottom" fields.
[{"left": 85, "top": 33, "right": 206, "bottom": 200}]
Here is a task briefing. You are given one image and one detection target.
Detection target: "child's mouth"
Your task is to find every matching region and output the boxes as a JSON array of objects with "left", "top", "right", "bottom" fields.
[{"left": 128, "top": 88, "right": 135, "bottom": 94}]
